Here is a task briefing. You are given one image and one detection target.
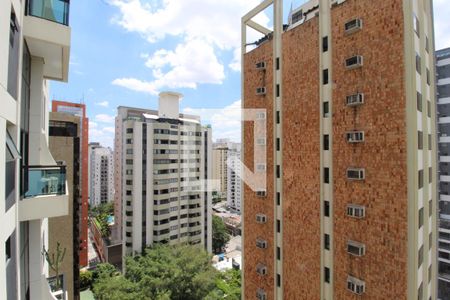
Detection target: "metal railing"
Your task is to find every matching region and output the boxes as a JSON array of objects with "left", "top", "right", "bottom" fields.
[
  {"left": 24, "top": 165, "right": 66, "bottom": 198},
  {"left": 27, "top": 0, "right": 70, "bottom": 26}
]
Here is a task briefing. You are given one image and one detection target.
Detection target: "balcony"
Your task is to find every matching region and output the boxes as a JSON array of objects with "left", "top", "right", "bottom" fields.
[
  {"left": 24, "top": 0, "right": 71, "bottom": 82},
  {"left": 19, "top": 165, "right": 69, "bottom": 221}
]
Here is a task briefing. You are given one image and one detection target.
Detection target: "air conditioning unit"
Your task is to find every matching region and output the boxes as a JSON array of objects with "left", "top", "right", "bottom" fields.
[
  {"left": 346, "top": 131, "right": 365, "bottom": 143},
  {"left": 347, "top": 276, "right": 365, "bottom": 295},
  {"left": 256, "top": 238, "right": 268, "bottom": 249},
  {"left": 256, "top": 190, "right": 267, "bottom": 197},
  {"left": 346, "top": 204, "right": 365, "bottom": 218},
  {"left": 256, "top": 87, "right": 266, "bottom": 95},
  {"left": 256, "top": 263, "right": 267, "bottom": 275},
  {"left": 256, "top": 288, "right": 267, "bottom": 300},
  {"left": 347, "top": 240, "right": 365, "bottom": 256},
  {"left": 347, "top": 168, "right": 365, "bottom": 180},
  {"left": 345, "top": 18, "right": 363, "bottom": 34},
  {"left": 256, "top": 214, "right": 267, "bottom": 224},
  {"left": 345, "top": 55, "right": 363, "bottom": 69},
  {"left": 256, "top": 61, "right": 266, "bottom": 70},
  {"left": 346, "top": 93, "right": 364, "bottom": 106}
]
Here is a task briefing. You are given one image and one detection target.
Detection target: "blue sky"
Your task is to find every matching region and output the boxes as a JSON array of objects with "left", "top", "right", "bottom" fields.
[{"left": 50, "top": 0, "right": 450, "bottom": 148}]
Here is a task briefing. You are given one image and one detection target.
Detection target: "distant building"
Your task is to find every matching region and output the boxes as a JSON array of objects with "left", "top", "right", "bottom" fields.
[
  {"left": 226, "top": 143, "right": 242, "bottom": 212},
  {"left": 212, "top": 141, "right": 229, "bottom": 199},
  {"left": 115, "top": 92, "right": 213, "bottom": 256},
  {"left": 49, "top": 112, "right": 82, "bottom": 300},
  {"left": 88, "top": 143, "right": 114, "bottom": 206},
  {"left": 52, "top": 101, "right": 89, "bottom": 267},
  {"left": 437, "top": 47, "right": 450, "bottom": 298}
]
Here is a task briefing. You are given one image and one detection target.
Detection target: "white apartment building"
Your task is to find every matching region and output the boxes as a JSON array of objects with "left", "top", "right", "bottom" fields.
[
  {"left": 115, "top": 92, "right": 212, "bottom": 256},
  {"left": 1, "top": 0, "right": 71, "bottom": 299},
  {"left": 212, "top": 142, "right": 229, "bottom": 199},
  {"left": 89, "top": 143, "right": 114, "bottom": 207},
  {"left": 226, "top": 143, "right": 242, "bottom": 213}
]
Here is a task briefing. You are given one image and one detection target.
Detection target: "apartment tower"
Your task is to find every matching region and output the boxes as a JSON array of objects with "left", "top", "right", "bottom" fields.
[
  {"left": 242, "top": 0, "right": 437, "bottom": 299},
  {"left": 212, "top": 142, "right": 229, "bottom": 199},
  {"left": 227, "top": 143, "right": 242, "bottom": 213},
  {"left": 52, "top": 101, "right": 89, "bottom": 267},
  {"left": 0, "top": 0, "right": 72, "bottom": 299},
  {"left": 115, "top": 92, "right": 212, "bottom": 256},
  {"left": 89, "top": 143, "right": 114, "bottom": 207},
  {"left": 436, "top": 47, "right": 450, "bottom": 298}
]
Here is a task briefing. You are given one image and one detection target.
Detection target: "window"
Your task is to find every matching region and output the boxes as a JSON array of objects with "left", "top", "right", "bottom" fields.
[
  {"left": 347, "top": 204, "right": 365, "bottom": 218},
  {"left": 347, "top": 276, "right": 365, "bottom": 295},
  {"left": 345, "top": 56, "right": 363, "bottom": 69},
  {"left": 5, "top": 131, "right": 19, "bottom": 212},
  {"left": 126, "top": 138, "right": 132, "bottom": 144},
  {"left": 416, "top": 53, "right": 421, "bottom": 74},
  {"left": 126, "top": 190, "right": 132, "bottom": 196},
  {"left": 276, "top": 111, "right": 280, "bottom": 124},
  {"left": 126, "top": 149, "right": 133, "bottom": 155},
  {"left": 323, "top": 69, "right": 329, "bottom": 85},
  {"left": 426, "top": 68, "right": 430, "bottom": 85},
  {"left": 429, "top": 167, "right": 432, "bottom": 184},
  {"left": 126, "top": 128, "right": 133, "bottom": 133},
  {"left": 347, "top": 168, "right": 365, "bottom": 180},
  {"left": 276, "top": 84, "right": 280, "bottom": 97},
  {"left": 347, "top": 240, "right": 365, "bottom": 256},
  {"left": 346, "top": 93, "right": 364, "bottom": 106},
  {"left": 277, "top": 192, "right": 281, "bottom": 205},
  {"left": 427, "top": 101, "right": 431, "bottom": 118},
  {"left": 418, "top": 245, "right": 423, "bottom": 267},
  {"left": 425, "top": 36, "right": 429, "bottom": 53},
  {"left": 256, "top": 61, "right": 266, "bottom": 70},
  {"left": 428, "top": 265, "right": 432, "bottom": 283},
  {"left": 8, "top": 9, "right": 20, "bottom": 99},
  {"left": 324, "top": 267, "right": 330, "bottom": 283},
  {"left": 256, "top": 288, "right": 266, "bottom": 300},
  {"left": 256, "top": 190, "right": 267, "bottom": 197},
  {"left": 276, "top": 138, "right": 280, "bottom": 151},
  {"left": 418, "top": 282, "right": 423, "bottom": 300},
  {"left": 256, "top": 238, "right": 267, "bottom": 249},
  {"left": 419, "top": 207, "right": 424, "bottom": 228},
  {"left": 429, "top": 232, "right": 432, "bottom": 249},
  {"left": 429, "top": 199, "right": 433, "bottom": 217},
  {"left": 276, "top": 165, "right": 280, "bottom": 178},
  {"left": 256, "top": 214, "right": 267, "bottom": 224},
  {"left": 417, "top": 92, "right": 422, "bottom": 112},
  {"left": 277, "top": 219, "right": 281, "bottom": 233},
  {"left": 323, "top": 102, "right": 330, "bottom": 117},
  {"left": 418, "top": 131, "right": 423, "bottom": 149},
  {"left": 413, "top": 14, "right": 420, "bottom": 37},
  {"left": 277, "top": 247, "right": 281, "bottom": 260},
  {"left": 324, "top": 234, "right": 330, "bottom": 250},
  {"left": 291, "top": 9, "right": 303, "bottom": 24},
  {"left": 256, "top": 87, "right": 266, "bottom": 95},
  {"left": 324, "top": 168, "right": 330, "bottom": 184},
  {"left": 344, "top": 18, "right": 363, "bottom": 34},
  {"left": 5, "top": 236, "right": 11, "bottom": 261},
  {"left": 324, "top": 201, "right": 330, "bottom": 217},
  {"left": 256, "top": 263, "right": 267, "bottom": 276},
  {"left": 324, "top": 135, "right": 329, "bottom": 150},
  {"left": 276, "top": 57, "right": 280, "bottom": 70},
  {"left": 428, "top": 134, "right": 432, "bottom": 150},
  {"left": 419, "top": 170, "right": 423, "bottom": 189},
  {"left": 322, "top": 36, "right": 328, "bottom": 52},
  {"left": 346, "top": 131, "right": 364, "bottom": 143},
  {"left": 277, "top": 274, "right": 281, "bottom": 287}
]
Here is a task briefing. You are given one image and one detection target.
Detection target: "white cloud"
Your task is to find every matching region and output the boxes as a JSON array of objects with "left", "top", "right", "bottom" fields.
[
  {"left": 109, "top": 0, "right": 270, "bottom": 93},
  {"left": 183, "top": 100, "right": 241, "bottom": 142},
  {"left": 103, "top": 127, "right": 116, "bottom": 134},
  {"left": 89, "top": 122, "right": 114, "bottom": 148},
  {"left": 95, "top": 101, "right": 110, "bottom": 107},
  {"left": 95, "top": 114, "right": 115, "bottom": 123},
  {"left": 89, "top": 121, "right": 98, "bottom": 128},
  {"left": 229, "top": 48, "right": 241, "bottom": 72},
  {"left": 434, "top": 0, "right": 450, "bottom": 50}
]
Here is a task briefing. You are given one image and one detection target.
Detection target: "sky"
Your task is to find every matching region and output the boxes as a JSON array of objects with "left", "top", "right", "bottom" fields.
[{"left": 50, "top": 0, "right": 450, "bottom": 148}]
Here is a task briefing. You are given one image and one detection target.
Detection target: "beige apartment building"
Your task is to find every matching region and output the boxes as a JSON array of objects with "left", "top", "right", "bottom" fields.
[
  {"left": 242, "top": 0, "right": 437, "bottom": 299},
  {"left": 114, "top": 92, "right": 213, "bottom": 256}
]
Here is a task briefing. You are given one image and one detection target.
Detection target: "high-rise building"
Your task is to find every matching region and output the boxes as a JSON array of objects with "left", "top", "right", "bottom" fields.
[
  {"left": 242, "top": 0, "right": 437, "bottom": 299},
  {"left": 227, "top": 143, "right": 242, "bottom": 212},
  {"left": 0, "top": 0, "right": 72, "bottom": 299},
  {"left": 88, "top": 143, "right": 114, "bottom": 207},
  {"left": 115, "top": 92, "right": 212, "bottom": 256},
  {"left": 52, "top": 101, "right": 89, "bottom": 267},
  {"left": 212, "top": 143, "right": 229, "bottom": 199},
  {"left": 436, "top": 47, "right": 450, "bottom": 298},
  {"left": 49, "top": 112, "right": 82, "bottom": 300}
]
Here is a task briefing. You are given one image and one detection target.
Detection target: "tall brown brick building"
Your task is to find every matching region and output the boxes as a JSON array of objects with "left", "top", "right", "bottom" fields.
[{"left": 242, "top": 0, "right": 437, "bottom": 299}]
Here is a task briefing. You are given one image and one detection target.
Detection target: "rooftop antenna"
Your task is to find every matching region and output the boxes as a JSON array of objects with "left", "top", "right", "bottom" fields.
[{"left": 288, "top": 1, "right": 293, "bottom": 24}]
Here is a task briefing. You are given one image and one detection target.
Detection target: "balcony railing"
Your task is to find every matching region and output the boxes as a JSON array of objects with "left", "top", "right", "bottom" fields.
[
  {"left": 27, "top": 0, "right": 70, "bottom": 26},
  {"left": 24, "top": 165, "right": 66, "bottom": 198}
]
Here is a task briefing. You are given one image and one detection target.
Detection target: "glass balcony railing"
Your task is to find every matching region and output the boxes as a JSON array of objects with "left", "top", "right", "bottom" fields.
[
  {"left": 24, "top": 166, "right": 66, "bottom": 198},
  {"left": 27, "top": 0, "right": 70, "bottom": 26}
]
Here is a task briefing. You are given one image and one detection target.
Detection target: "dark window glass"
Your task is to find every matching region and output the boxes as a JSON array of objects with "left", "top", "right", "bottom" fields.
[
  {"left": 418, "top": 131, "right": 423, "bottom": 150},
  {"left": 323, "top": 69, "right": 329, "bottom": 85},
  {"left": 419, "top": 170, "right": 424, "bottom": 189},
  {"left": 276, "top": 84, "right": 280, "bottom": 97},
  {"left": 322, "top": 36, "right": 328, "bottom": 52},
  {"left": 277, "top": 274, "right": 281, "bottom": 287},
  {"left": 324, "top": 234, "right": 330, "bottom": 250},
  {"left": 276, "top": 138, "right": 280, "bottom": 151},
  {"left": 324, "top": 267, "right": 330, "bottom": 283},
  {"left": 276, "top": 165, "right": 280, "bottom": 178},
  {"left": 277, "top": 219, "right": 281, "bottom": 233},
  {"left": 8, "top": 9, "right": 20, "bottom": 99},
  {"left": 277, "top": 192, "right": 280, "bottom": 206},
  {"left": 417, "top": 92, "right": 422, "bottom": 112},
  {"left": 324, "top": 168, "right": 330, "bottom": 184},
  {"left": 323, "top": 102, "right": 329, "bottom": 117},
  {"left": 276, "top": 111, "right": 280, "bottom": 124},
  {"left": 324, "top": 201, "right": 330, "bottom": 217},
  {"left": 419, "top": 207, "right": 424, "bottom": 228},
  {"left": 277, "top": 247, "right": 280, "bottom": 260},
  {"left": 324, "top": 135, "right": 329, "bottom": 151},
  {"left": 276, "top": 57, "right": 280, "bottom": 70},
  {"left": 416, "top": 53, "right": 421, "bottom": 74}
]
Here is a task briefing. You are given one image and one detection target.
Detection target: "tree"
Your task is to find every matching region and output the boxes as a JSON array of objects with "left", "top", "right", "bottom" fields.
[
  {"left": 92, "top": 244, "right": 220, "bottom": 300},
  {"left": 42, "top": 242, "right": 66, "bottom": 290},
  {"left": 212, "top": 216, "right": 230, "bottom": 254},
  {"left": 79, "top": 270, "right": 93, "bottom": 290},
  {"left": 209, "top": 269, "right": 241, "bottom": 300}
]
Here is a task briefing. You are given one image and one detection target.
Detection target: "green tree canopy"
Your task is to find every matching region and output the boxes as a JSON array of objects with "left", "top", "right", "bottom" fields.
[
  {"left": 212, "top": 215, "right": 230, "bottom": 254},
  {"left": 92, "top": 244, "right": 227, "bottom": 300}
]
